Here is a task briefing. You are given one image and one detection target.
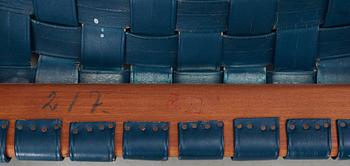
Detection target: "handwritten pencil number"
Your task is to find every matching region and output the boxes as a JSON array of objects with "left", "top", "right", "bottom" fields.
[{"left": 42, "top": 91, "right": 58, "bottom": 111}]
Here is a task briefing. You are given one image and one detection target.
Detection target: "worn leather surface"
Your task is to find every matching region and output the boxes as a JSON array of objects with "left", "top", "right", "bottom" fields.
[
  {"left": 317, "top": 57, "right": 350, "bottom": 84},
  {"left": 323, "top": 0, "right": 350, "bottom": 27},
  {"left": 130, "top": 65, "right": 173, "bottom": 84},
  {"left": 224, "top": 66, "right": 266, "bottom": 84},
  {"left": 270, "top": 71, "right": 316, "bottom": 84},
  {"left": 126, "top": 33, "right": 178, "bottom": 66},
  {"left": 130, "top": 0, "right": 176, "bottom": 35},
  {"left": 123, "top": 122, "right": 169, "bottom": 160},
  {"left": 31, "top": 19, "right": 81, "bottom": 59},
  {"left": 286, "top": 119, "right": 331, "bottom": 159},
  {"left": 35, "top": 55, "right": 79, "bottom": 84},
  {"left": 0, "top": 66, "right": 35, "bottom": 83},
  {"left": 318, "top": 25, "right": 350, "bottom": 60},
  {"left": 15, "top": 119, "right": 63, "bottom": 161},
  {"left": 70, "top": 122, "right": 115, "bottom": 161},
  {"left": 79, "top": 68, "right": 129, "bottom": 84},
  {"left": 234, "top": 118, "right": 279, "bottom": 160},
  {"left": 0, "top": 10, "right": 31, "bottom": 66},
  {"left": 0, "top": 120, "right": 10, "bottom": 163},
  {"left": 33, "top": 0, "right": 78, "bottom": 26},
  {"left": 174, "top": 70, "right": 223, "bottom": 84},
  {"left": 178, "top": 121, "right": 224, "bottom": 160},
  {"left": 227, "top": 0, "right": 276, "bottom": 35},
  {"left": 176, "top": 0, "right": 228, "bottom": 32},
  {"left": 0, "top": 0, "right": 32, "bottom": 14},
  {"left": 81, "top": 25, "right": 125, "bottom": 70},
  {"left": 337, "top": 120, "right": 350, "bottom": 160},
  {"left": 77, "top": 0, "right": 130, "bottom": 28}
]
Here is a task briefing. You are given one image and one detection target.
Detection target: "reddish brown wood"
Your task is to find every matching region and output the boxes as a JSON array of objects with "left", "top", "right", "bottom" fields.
[{"left": 0, "top": 84, "right": 350, "bottom": 158}]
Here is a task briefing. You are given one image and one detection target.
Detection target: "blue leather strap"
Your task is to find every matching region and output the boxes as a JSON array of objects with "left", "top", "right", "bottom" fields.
[
  {"left": 130, "top": 65, "right": 173, "bottom": 84},
  {"left": 322, "top": 0, "right": 350, "bottom": 28},
  {"left": 81, "top": 25, "right": 125, "bottom": 69},
  {"left": 274, "top": 27, "right": 318, "bottom": 72},
  {"left": 222, "top": 33, "right": 275, "bottom": 66},
  {"left": 178, "top": 32, "right": 222, "bottom": 70},
  {"left": 31, "top": 19, "right": 81, "bottom": 59},
  {"left": 174, "top": 70, "right": 223, "bottom": 84},
  {"left": 337, "top": 120, "right": 350, "bottom": 159},
  {"left": 318, "top": 25, "right": 350, "bottom": 60},
  {"left": 227, "top": 0, "right": 276, "bottom": 35},
  {"left": 234, "top": 118, "right": 279, "bottom": 160},
  {"left": 35, "top": 55, "right": 78, "bottom": 84},
  {"left": 0, "top": 120, "right": 10, "bottom": 163},
  {"left": 276, "top": 0, "right": 328, "bottom": 29},
  {"left": 286, "top": 119, "right": 331, "bottom": 159},
  {"left": 77, "top": 0, "right": 130, "bottom": 28},
  {"left": 0, "top": 0, "right": 33, "bottom": 15},
  {"left": 123, "top": 122, "right": 169, "bottom": 160},
  {"left": 79, "top": 68, "right": 130, "bottom": 84},
  {"left": 317, "top": 57, "right": 350, "bottom": 84},
  {"left": 0, "top": 10, "right": 31, "bottom": 66},
  {"left": 33, "top": 0, "right": 78, "bottom": 26},
  {"left": 0, "top": 66, "right": 35, "bottom": 83},
  {"left": 178, "top": 121, "right": 224, "bottom": 160},
  {"left": 176, "top": 0, "right": 228, "bottom": 32},
  {"left": 15, "top": 119, "right": 63, "bottom": 161},
  {"left": 70, "top": 122, "right": 115, "bottom": 161},
  {"left": 126, "top": 33, "right": 178, "bottom": 66},
  {"left": 130, "top": 0, "right": 176, "bottom": 35},
  {"left": 270, "top": 71, "right": 316, "bottom": 84},
  {"left": 224, "top": 66, "right": 266, "bottom": 84}
]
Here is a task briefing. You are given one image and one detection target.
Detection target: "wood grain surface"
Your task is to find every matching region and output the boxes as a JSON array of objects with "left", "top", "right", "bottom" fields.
[{"left": 0, "top": 84, "right": 350, "bottom": 159}]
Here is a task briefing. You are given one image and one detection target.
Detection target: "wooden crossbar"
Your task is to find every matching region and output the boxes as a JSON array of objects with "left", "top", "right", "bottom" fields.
[{"left": 0, "top": 84, "right": 350, "bottom": 158}]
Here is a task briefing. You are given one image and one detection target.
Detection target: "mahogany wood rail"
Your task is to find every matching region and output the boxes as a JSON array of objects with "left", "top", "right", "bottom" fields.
[{"left": 0, "top": 84, "right": 350, "bottom": 159}]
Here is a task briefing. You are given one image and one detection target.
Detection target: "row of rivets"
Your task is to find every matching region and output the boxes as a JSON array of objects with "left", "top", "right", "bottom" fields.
[
  {"left": 181, "top": 122, "right": 223, "bottom": 130},
  {"left": 236, "top": 124, "right": 276, "bottom": 131},
  {"left": 124, "top": 125, "right": 169, "bottom": 132},
  {"left": 16, "top": 124, "right": 60, "bottom": 132},
  {"left": 72, "top": 123, "right": 114, "bottom": 134},
  {"left": 288, "top": 123, "right": 330, "bottom": 130}
]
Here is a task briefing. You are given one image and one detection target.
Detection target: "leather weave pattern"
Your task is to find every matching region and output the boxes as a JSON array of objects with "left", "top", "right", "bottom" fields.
[{"left": 0, "top": 0, "right": 349, "bottom": 84}]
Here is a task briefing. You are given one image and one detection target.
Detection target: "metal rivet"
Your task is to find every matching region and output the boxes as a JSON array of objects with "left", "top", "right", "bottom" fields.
[
  {"left": 162, "top": 125, "right": 169, "bottom": 131},
  {"left": 139, "top": 125, "right": 146, "bottom": 132},
  {"left": 73, "top": 128, "right": 79, "bottom": 134},
  {"left": 108, "top": 123, "right": 114, "bottom": 129},
  {"left": 139, "top": 125, "right": 146, "bottom": 131},
  {"left": 41, "top": 127, "right": 48, "bottom": 133},
  {"left": 100, "top": 34, "right": 104, "bottom": 38},
  {"left": 182, "top": 124, "right": 188, "bottom": 130},
  {"left": 246, "top": 124, "right": 253, "bottom": 129},
  {"left": 98, "top": 124, "right": 105, "bottom": 131},
  {"left": 289, "top": 124, "right": 296, "bottom": 130},
  {"left": 191, "top": 123, "right": 198, "bottom": 129},
  {"left": 204, "top": 123, "right": 211, "bottom": 129},
  {"left": 101, "top": 28, "right": 104, "bottom": 32},
  {"left": 236, "top": 124, "right": 242, "bottom": 129},
  {"left": 54, "top": 124, "right": 60, "bottom": 130},
  {"left": 216, "top": 122, "right": 223, "bottom": 128},
  {"left": 260, "top": 125, "right": 267, "bottom": 131},
  {"left": 271, "top": 125, "right": 276, "bottom": 131},
  {"left": 1, "top": 123, "right": 7, "bottom": 129},
  {"left": 323, "top": 123, "right": 330, "bottom": 128},
  {"left": 340, "top": 122, "right": 347, "bottom": 128},
  {"left": 86, "top": 127, "right": 93, "bottom": 132},
  {"left": 124, "top": 125, "right": 130, "bottom": 131},
  {"left": 93, "top": 18, "right": 99, "bottom": 24},
  {"left": 30, "top": 125, "right": 36, "bottom": 131},
  {"left": 303, "top": 124, "right": 310, "bottom": 130},
  {"left": 152, "top": 126, "right": 159, "bottom": 132},
  {"left": 315, "top": 124, "right": 321, "bottom": 130},
  {"left": 17, "top": 124, "right": 23, "bottom": 130}
]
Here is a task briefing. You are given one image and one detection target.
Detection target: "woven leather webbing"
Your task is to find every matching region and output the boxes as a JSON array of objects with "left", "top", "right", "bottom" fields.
[{"left": 0, "top": 0, "right": 349, "bottom": 84}]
